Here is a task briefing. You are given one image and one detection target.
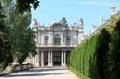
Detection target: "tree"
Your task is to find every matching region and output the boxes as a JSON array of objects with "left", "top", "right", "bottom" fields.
[
  {"left": 95, "top": 28, "right": 110, "bottom": 79},
  {"left": 16, "top": 0, "right": 39, "bottom": 13},
  {"left": 10, "top": 12, "right": 36, "bottom": 66},
  {"left": 0, "top": 3, "right": 13, "bottom": 70},
  {"left": 109, "top": 19, "right": 120, "bottom": 79},
  {"left": 0, "top": 0, "right": 37, "bottom": 70}
]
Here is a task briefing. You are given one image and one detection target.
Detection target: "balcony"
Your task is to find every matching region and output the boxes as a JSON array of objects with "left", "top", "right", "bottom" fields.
[{"left": 36, "top": 43, "right": 77, "bottom": 47}]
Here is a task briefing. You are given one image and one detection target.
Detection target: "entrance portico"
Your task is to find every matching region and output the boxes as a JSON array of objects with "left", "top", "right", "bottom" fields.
[{"left": 33, "top": 47, "right": 72, "bottom": 66}]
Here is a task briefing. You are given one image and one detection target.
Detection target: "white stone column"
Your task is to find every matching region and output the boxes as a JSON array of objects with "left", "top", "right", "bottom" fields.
[
  {"left": 64, "top": 51, "right": 66, "bottom": 66},
  {"left": 61, "top": 51, "right": 64, "bottom": 66},
  {"left": 61, "top": 51, "right": 66, "bottom": 66},
  {"left": 36, "top": 50, "right": 40, "bottom": 66},
  {"left": 51, "top": 51, "right": 53, "bottom": 66},
  {"left": 41, "top": 51, "right": 44, "bottom": 66},
  {"left": 32, "top": 56, "right": 35, "bottom": 66},
  {"left": 33, "top": 56, "right": 36, "bottom": 65},
  {"left": 48, "top": 51, "right": 51, "bottom": 66},
  {"left": 34, "top": 49, "right": 40, "bottom": 66},
  {"left": 48, "top": 51, "right": 53, "bottom": 66}
]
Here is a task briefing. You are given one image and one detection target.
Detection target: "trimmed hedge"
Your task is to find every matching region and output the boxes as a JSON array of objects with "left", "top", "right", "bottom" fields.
[
  {"left": 68, "top": 18, "right": 120, "bottom": 79},
  {"left": 69, "top": 35, "right": 98, "bottom": 79}
]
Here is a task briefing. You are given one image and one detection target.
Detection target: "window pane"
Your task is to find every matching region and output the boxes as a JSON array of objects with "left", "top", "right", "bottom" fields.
[
  {"left": 54, "top": 34, "right": 61, "bottom": 45},
  {"left": 66, "top": 36, "right": 71, "bottom": 45},
  {"left": 45, "top": 36, "right": 49, "bottom": 44}
]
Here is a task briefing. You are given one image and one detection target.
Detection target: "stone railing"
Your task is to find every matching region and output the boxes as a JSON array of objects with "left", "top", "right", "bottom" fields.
[{"left": 36, "top": 43, "right": 77, "bottom": 47}]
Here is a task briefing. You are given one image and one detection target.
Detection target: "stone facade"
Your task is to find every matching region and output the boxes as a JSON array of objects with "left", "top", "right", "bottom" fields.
[{"left": 31, "top": 18, "right": 84, "bottom": 66}]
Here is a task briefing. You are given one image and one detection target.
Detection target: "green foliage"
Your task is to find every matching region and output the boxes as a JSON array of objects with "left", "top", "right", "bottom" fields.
[
  {"left": 69, "top": 35, "right": 98, "bottom": 79},
  {"left": 108, "top": 19, "right": 120, "bottom": 79},
  {"left": 0, "top": 0, "right": 36, "bottom": 70},
  {"left": 93, "top": 29, "right": 110, "bottom": 79},
  {"left": 0, "top": 9, "right": 13, "bottom": 70},
  {"left": 69, "top": 66, "right": 90, "bottom": 79},
  {"left": 16, "top": 0, "right": 39, "bottom": 13},
  {"left": 1, "top": 0, "right": 40, "bottom": 13},
  {"left": 68, "top": 17, "right": 120, "bottom": 79},
  {"left": 10, "top": 13, "right": 36, "bottom": 65}
]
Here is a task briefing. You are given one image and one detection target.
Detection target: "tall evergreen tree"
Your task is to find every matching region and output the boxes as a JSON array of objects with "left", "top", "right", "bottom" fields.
[
  {"left": 109, "top": 19, "right": 120, "bottom": 79},
  {"left": 95, "top": 28, "right": 110, "bottom": 79}
]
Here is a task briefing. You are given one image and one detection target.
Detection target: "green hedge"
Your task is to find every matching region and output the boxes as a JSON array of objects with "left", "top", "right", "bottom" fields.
[
  {"left": 108, "top": 19, "right": 120, "bottom": 79},
  {"left": 69, "top": 35, "right": 98, "bottom": 79},
  {"left": 68, "top": 18, "right": 120, "bottom": 79}
]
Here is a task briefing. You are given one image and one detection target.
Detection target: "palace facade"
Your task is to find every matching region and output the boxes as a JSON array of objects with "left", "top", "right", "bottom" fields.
[{"left": 30, "top": 18, "right": 84, "bottom": 66}]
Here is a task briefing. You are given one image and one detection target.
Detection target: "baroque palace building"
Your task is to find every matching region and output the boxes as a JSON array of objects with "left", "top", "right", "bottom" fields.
[{"left": 30, "top": 18, "right": 84, "bottom": 66}]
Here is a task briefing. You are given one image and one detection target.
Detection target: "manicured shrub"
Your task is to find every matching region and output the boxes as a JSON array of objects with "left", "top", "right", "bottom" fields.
[
  {"left": 68, "top": 17, "right": 120, "bottom": 79},
  {"left": 108, "top": 19, "right": 120, "bottom": 79}
]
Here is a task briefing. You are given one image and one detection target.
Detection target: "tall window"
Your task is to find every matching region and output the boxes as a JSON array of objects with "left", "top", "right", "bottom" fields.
[
  {"left": 66, "top": 36, "right": 71, "bottom": 45},
  {"left": 54, "top": 34, "right": 61, "bottom": 45},
  {"left": 45, "top": 36, "right": 49, "bottom": 45}
]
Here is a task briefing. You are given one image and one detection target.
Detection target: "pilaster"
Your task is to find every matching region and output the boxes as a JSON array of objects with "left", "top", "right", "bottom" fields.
[
  {"left": 41, "top": 51, "right": 44, "bottom": 66},
  {"left": 48, "top": 51, "right": 53, "bottom": 66},
  {"left": 61, "top": 51, "right": 66, "bottom": 66}
]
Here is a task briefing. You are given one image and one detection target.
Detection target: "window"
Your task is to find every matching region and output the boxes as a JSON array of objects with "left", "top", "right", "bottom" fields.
[
  {"left": 45, "top": 36, "right": 49, "bottom": 45},
  {"left": 54, "top": 34, "right": 61, "bottom": 45},
  {"left": 66, "top": 36, "right": 71, "bottom": 45}
]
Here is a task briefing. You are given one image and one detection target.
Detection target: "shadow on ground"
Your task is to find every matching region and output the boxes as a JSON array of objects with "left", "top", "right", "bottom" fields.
[
  {"left": 4, "top": 72, "right": 63, "bottom": 77},
  {"left": 3, "top": 66, "right": 68, "bottom": 78}
]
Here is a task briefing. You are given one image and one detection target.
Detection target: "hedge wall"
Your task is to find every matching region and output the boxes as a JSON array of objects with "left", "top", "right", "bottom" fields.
[
  {"left": 68, "top": 18, "right": 120, "bottom": 79},
  {"left": 69, "top": 34, "right": 98, "bottom": 79}
]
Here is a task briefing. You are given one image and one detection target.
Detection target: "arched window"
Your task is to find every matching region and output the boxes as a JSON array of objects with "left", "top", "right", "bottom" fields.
[
  {"left": 45, "top": 36, "right": 49, "bottom": 45},
  {"left": 66, "top": 36, "right": 71, "bottom": 45},
  {"left": 54, "top": 34, "right": 61, "bottom": 45}
]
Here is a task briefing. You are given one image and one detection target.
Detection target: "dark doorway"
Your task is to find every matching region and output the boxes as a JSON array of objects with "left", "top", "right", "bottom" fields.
[
  {"left": 44, "top": 57, "right": 48, "bottom": 65},
  {"left": 53, "top": 56, "right": 61, "bottom": 65}
]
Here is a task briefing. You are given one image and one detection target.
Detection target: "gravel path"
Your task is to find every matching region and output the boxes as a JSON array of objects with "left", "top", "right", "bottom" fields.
[{"left": 0, "top": 66, "right": 79, "bottom": 79}]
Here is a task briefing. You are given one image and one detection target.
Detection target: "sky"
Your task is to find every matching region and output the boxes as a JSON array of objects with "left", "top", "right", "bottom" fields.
[{"left": 31, "top": 0, "right": 120, "bottom": 34}]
